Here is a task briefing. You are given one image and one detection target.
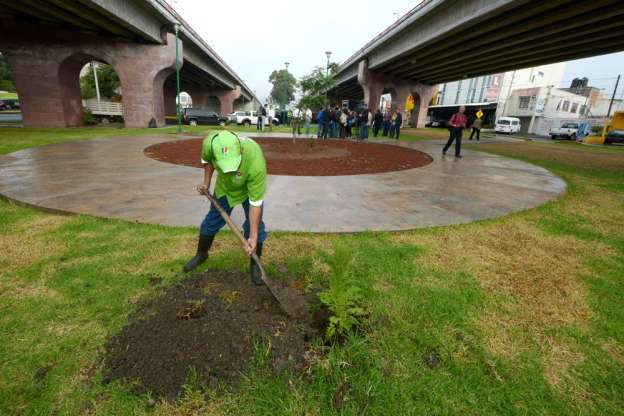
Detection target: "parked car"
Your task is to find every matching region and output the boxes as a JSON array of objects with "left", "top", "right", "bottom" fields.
[
  {"left": 550, "top": 122, "right": 579, "bottom": 140},
  {"left": 183, "top": 108, "right": 228, "bottom": 126},
  {"left": 0, "top": 100, "right": 7, "bottom": 110},
  {"left": 495, "top": 117, "right": 521, "bottom": 134},
  {"left": 425, "top": 119, "right": 448, "bottom": 128},
  {"left": 228, "top": 110, "right": 279, "bottom": 126},
  {"left": 604, "top": 130, "right": 624, "bottom": 145}
]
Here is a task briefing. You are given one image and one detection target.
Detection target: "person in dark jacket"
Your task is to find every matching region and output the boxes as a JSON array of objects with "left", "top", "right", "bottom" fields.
[
  {"left": 316, "top": 108, "right": 324, "bottom": 138},
  {"left": 373, "top": 110, "right": 383, "bottom": 137},
  {"left": 322, "top": 105, "right": 330, "bottom": 139},
  {"left": 393, "top": 109, "right": 403, "bottom": 139}
]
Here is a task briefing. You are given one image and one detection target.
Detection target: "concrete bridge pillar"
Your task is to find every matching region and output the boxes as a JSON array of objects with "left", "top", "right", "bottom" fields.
[
  {"left": 0, "top": 26, "right": 180, "bottom": 128},
  {"left": 212, "top": 86, "right": 241, "bottom": 115},
  {"left": 357, "top": 59, "right": 437, "bottom": 127}
]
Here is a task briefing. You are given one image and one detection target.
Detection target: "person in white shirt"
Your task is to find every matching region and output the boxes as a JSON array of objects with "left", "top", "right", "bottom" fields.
[{"left": 292, "top": 107, "right": 302, "bottom": 136}]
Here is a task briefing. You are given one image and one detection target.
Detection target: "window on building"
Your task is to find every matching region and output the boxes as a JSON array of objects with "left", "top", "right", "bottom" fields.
[
  {"left": 580, "top": 105, "right": 587, "bottom": 115},
  {"left": 556, "top": 100, "right": 562, "bottom": 111},
  {"left": 455, "top": 80, "right": 462, "bottom": 104},
  {"left": 570, "top": 103, "right": 578, "bottom": 113},
  {"left": 478, "top": 76, "right": 487, "bottom": 102},
  {"left": 519, "top": 96, "right": 531, "bottom": 109},
  {"left": 561, "top": 101, "right": 570, "bottom": 112}
]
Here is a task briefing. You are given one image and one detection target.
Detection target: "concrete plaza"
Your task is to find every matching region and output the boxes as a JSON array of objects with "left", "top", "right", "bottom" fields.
[{"left": 0, "top": 134, "right": 566, "bottom": 232}]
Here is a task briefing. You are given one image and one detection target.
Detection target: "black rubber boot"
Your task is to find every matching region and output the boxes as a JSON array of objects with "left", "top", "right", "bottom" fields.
[
  {"left": 250, "top": 242, "right": 264, "bottom": 286},
  {"left": 183, "top": 234, "right": 215, "bottom": 273}
]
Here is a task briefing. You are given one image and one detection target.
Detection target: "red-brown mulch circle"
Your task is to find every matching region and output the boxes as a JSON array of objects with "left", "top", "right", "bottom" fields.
[{"left": 144, "top": 137, "right": 432, "bottom": 176}]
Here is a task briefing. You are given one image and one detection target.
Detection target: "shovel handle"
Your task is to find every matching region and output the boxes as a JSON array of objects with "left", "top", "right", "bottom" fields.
[{"left": 200, "top": 189, "right": 266, "bottom": 279}]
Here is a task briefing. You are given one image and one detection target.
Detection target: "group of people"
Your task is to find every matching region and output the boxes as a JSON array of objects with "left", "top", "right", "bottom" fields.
[{"left": 314, "top": 105, "right": 404, "bottom": 140}]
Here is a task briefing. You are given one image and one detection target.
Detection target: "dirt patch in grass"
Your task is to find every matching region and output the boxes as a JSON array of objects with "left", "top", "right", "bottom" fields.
[
  {"left": 144, "top": 138, "right": 432, "bottom": 176},
  {"left": 103, "top": 270, "right": 317, "bottom": 400}
]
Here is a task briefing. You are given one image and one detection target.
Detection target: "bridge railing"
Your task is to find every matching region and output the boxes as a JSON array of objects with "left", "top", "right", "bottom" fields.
[
  {"left": 83, "top": 99, "right": 123, "bottom": 116},
  {"left": 340, "top": 0, "right": 434, "bottom": 70}
]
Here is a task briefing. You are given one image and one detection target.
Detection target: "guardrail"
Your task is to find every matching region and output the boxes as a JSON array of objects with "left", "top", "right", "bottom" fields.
[{"left": 83, "top": 100, "right": 123, "bottom": 116}]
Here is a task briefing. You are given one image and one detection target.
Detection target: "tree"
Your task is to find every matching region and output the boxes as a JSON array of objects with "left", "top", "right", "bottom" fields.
[
  {"left": 0, "top": 53, "right": 16, "bottom": 92},
  {"left": 269, "top": 68, "right": 297, "bottom": 108},
  {"left": 298, "top": 62, "right": 339, "bottom": 110},
  {"left": 80, "top": 64, "right": 120, "bottom": 99}
]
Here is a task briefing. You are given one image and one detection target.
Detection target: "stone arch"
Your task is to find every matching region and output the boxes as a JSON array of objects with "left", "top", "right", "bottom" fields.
[
  {"left": 380, "top": 86, "right": 398, "bottom": 114},
  {"left": 233, "top": 96, "right": 248, "bottom": 112},
  {"left": 205, "top": 95, "right": 220, "bottom": 112},
  {"left": 58, "top": 53, "right": 121, "bottom": 126}
]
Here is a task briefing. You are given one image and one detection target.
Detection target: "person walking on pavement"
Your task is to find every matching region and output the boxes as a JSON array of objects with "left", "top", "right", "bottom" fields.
[
  {"left": 183, "top": 131, "right": 268, "bottom": 286},
  {"left": 443, "top": 106, "right": 467, "bottom": 158},
  {"left": 373, "top": 109, "right": 383, "bottom": 137},
  {"left": 469, "top": 116, "right": 482, "bottom": 141}
]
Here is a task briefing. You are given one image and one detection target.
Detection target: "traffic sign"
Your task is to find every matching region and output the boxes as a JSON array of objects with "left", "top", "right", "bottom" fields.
[{"left": 476, "top": 110, "right": 484, "bottom": 119}]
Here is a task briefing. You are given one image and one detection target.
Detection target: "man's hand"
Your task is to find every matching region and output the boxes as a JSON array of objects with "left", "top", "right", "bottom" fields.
[
  {"left": 246, "top": 235, "right": 257, "bottom": 256},
  {"left": 196, "top": 184, "right": 209, "bottom": 195}
]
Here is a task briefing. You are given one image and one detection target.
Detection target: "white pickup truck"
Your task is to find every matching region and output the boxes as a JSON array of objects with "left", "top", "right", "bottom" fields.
[
  {"left": 550, "top": 122, "right": 579, "bottom": 140},
  {"left": 227, "top": 111, "right": 279, "bottom": 126}
]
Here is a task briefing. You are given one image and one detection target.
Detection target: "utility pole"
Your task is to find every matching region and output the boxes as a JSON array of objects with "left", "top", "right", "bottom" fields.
[
  {"left": 91, "top": 61, "right": 101, "bottom": 103},
  {"left": 174, "top": 22, "right": 182, "bottom": 133},
  {"left": 601, "top": 74, "right": 620, "bottom": 139}
]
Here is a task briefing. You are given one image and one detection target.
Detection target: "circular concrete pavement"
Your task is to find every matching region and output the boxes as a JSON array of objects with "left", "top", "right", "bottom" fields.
[{"left": 0, "top": 133, "right": 566, "bottom": 232}]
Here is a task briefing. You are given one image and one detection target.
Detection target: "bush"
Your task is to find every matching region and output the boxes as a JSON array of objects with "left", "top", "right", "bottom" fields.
[
  {"left": 0, "top": 79, "right": 15, "bottom": 93},
  {"left": 591, "top": 125, "right": 604, "bottom": 134},
  {"left": 318, "top": 243, "right": 367, "bottom": 340},
  {"left": 82, "top": 110, "right": 97, "bottom": 125}
]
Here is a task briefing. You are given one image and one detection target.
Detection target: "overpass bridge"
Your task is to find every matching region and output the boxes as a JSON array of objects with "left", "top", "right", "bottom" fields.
[
  {"left": 330, "top": 0, "right": 624, "bottom": 127},
  {"left": 0, "top": 0, "right": 260, "bottom": 127}
]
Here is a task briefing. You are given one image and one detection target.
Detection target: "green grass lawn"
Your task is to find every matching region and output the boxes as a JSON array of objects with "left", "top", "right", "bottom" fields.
[
  {"left": 0, "top": 92, "right": 18, "bottom": 99},
  {"left": 1, "top": 128, "right": 623, "bottom": 415}
]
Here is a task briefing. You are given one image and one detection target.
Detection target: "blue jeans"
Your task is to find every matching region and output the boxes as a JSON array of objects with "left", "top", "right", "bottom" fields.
[
  {"left": 360, "top": 123, "right": 369, "bottom": 139},
  {"left": 200, "top": 194, "right": 267, "bottom": 242},
  {"left": 394, "top": 123, "right": 401, "bottom": 139}
]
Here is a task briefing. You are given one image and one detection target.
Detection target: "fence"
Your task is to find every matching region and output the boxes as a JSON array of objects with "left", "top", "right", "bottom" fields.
[{"left": 83, "top": 99, "right": 123, "bottom": 116}]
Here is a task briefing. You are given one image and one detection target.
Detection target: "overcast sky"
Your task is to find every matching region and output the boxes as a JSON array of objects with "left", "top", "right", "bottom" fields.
[{"left": 171, "top": 0, "right": 624, "bottom": 102}]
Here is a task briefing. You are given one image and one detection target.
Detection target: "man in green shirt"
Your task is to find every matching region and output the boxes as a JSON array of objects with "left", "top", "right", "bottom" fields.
[{"left": 183, "top": 131, "right": 268, "bottom": 285}]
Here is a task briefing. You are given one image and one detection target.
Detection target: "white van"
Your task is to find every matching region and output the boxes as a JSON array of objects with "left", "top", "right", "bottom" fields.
[{"left": 495, "top": 117, "right": 521, "bottom": 134}]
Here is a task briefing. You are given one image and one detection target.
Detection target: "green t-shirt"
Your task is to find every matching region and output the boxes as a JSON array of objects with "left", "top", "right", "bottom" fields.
[{"left": 201, "top": 136, "right": 267, "bottom": 207}]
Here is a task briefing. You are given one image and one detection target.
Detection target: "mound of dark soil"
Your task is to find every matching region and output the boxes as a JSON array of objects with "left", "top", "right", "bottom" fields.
[
  {"left": 144, "top": 138, "right": 432, "bottom": 176},
  {"left": 103, "top": 270, "right": 315, "bottom": 400}
]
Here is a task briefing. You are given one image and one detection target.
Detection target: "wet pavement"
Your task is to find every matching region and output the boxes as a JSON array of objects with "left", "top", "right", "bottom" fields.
[{"left": 0, "top": 133, "right": 566, "bottom": 232}]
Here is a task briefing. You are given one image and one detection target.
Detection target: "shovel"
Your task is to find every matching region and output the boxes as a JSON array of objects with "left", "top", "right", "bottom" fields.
[{"left": 199, "top": 189, "right": 308, "bottom": 319}]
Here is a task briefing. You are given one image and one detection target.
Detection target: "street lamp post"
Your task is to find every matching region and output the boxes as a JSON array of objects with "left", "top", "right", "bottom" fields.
[
  {"left": 325, "top": 51, "right": 332, "bottom": 76},
  {"left": 174, "top": 22, "right": 182, "bottom": 133},
  {"left": 284, "top": 61, "right": 290, "bottom": 112}
]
